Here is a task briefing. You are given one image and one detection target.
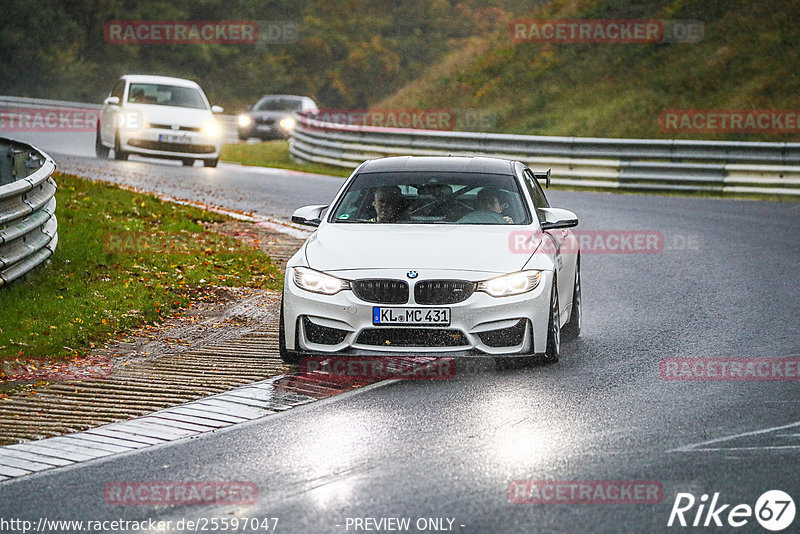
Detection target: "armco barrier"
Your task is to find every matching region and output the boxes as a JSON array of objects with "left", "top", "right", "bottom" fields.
[
  {"left": 288, "top": 114, "right": 800, "bottom": 196},
  {"left": 0, "top": 138, "right": 58, "bottom": 286},
  {"left": 2, "top": 96, "right": 798, "bottom": 197}
]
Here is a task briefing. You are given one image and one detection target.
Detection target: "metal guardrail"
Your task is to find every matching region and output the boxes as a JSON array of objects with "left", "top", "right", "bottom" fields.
[
  {"left": 0, "top": 96, "right": 239, "bottom": 146},
  {"left": 0, "top": 138, "right": 58, "bottom": 287},
  {"left": 289, "top": 114, "right": 800, "bottom": 196}
]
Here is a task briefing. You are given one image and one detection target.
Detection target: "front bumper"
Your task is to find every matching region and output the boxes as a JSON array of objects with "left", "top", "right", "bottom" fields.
[
  {"left": 239, "top": 123, "right": 292, "bottom": 140},
  {"left": 120, "top": 129, "right": 220, "bottom": 159},
  {"left": 283, "top": 268, "right": 553, "bottom": 357}
]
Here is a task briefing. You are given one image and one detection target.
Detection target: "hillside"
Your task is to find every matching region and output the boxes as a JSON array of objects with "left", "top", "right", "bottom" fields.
[
  {"left": 0, "top": 0, "right": 514, "bottom": 111},
  {"left": 376, "top": 0, "right": 800, "bottom": 141}
]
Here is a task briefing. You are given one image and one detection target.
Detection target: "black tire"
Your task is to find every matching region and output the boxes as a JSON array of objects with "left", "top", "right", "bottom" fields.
[
  {"left": 181, "top": 158, "right": 195, "bottom": 167},
  {"left": 279, "top": 298, "right": 301, "bottom": 364},
  {"left": 113, "top": 132, "right": 128, "bottom": 161},
  {"left": 562, "top": 257, "right": 581, "bottom": 340},
  {"left": 95, "top": 129, "right": 109, "bottom": 159},
  {"left": 203, "top": 158, "right": 218, "bottom": 168},
  {"left": 543, "top": 275, "right": 561, "bottom": 362}
]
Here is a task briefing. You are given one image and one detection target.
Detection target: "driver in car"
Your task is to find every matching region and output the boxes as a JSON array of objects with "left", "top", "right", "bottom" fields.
[
  {"left": 371, "top": 185, "right": 404, "bottom": 222},
  {"left": 476, "top": 187, "right": 514, "bottom": 223}
]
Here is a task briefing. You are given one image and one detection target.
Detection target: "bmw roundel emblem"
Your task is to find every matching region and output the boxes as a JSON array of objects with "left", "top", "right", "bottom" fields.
[{"left": 407, "top": 270, "right": 418, "bottom": 279}]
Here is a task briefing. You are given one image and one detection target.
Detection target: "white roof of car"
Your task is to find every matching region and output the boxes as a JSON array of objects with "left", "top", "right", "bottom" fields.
[{"left": 121, "top": 75, "right": 201, "bottom": 88}]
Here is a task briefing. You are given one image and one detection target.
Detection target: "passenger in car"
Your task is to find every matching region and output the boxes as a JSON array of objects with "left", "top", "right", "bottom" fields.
[
  {"left": 476, "top": 187, "right": 514, "bottom": 223},
  {"left": 371, "top": 186, "right": 404, "bottom": 223}
]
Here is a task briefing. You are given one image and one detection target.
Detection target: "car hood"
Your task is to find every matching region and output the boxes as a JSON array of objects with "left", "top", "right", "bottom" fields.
[
  {"left": 304, "top": 224, "right": 540, "bottom": 274},
  {"left": 126, "top": 103, "right": 213, "bottom": 128}
]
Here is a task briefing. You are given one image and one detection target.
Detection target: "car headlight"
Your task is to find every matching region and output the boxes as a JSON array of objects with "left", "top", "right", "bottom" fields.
[
  {"left": 119, "top": 111, "right": 146, "bottom": 132},
  {"left": 238, "top": 114, "right": 252, "bottom": 127},
  {"left": 202, "top": 120, "right": 220, "bottom": 137},
  {"left": 279, "top": 116, "right": 296, "bottom": 131},
  {"left": 293, "top": 267, "right": 350, "bottom": 295},
  {"left": 476, "top": 271, "right": 541, "bottom": 297}
]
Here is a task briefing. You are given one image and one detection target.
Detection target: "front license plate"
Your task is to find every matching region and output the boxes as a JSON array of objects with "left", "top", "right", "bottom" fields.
[
  {"left": 373, "top": 307, "right": 450, "bottom": 326},
  {"left": 158, "top": 134, "right": 191, "bottom": 144}
]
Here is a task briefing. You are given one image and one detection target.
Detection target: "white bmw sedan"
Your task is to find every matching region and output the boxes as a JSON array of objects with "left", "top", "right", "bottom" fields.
[
  {"left": 96, "top": 74, "right": 223, "bottom": 167},
  {"left": 282, "top": 156, "right": 581, "bottom": 363}
]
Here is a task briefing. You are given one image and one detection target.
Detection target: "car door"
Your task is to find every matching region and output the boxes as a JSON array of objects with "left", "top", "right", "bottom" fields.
[
  {"left": 101, "top": 78, "right": 126, "bottom": 145},
  {"left": 522, "top": 168, "right": 572, "bottom": 319}
]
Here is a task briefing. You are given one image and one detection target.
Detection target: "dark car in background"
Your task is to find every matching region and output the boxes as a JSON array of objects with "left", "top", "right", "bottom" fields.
[{"left": 237, "top": 95, "right": 318, "bottom": 140}]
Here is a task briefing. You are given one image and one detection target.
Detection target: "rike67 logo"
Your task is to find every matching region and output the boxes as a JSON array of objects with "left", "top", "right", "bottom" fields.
[{"left": 668, "top": 490, "right": 796, "bottom": 531}]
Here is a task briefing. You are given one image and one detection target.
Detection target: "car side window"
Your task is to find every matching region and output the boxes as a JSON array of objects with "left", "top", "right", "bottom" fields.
[
  {"left": 523, "top": 169, "right": 549, "bottom": 223},
  {"left": 111, "top": 80, "right": 125, "bottom": 100}
]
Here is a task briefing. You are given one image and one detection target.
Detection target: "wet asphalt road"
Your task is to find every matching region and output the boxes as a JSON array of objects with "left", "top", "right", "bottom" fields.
[{"left": 1, "top": 131, "right": 799, "bottom": 533}]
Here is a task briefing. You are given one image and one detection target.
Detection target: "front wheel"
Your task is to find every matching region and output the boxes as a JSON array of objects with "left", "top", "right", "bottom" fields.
[
  {"left": 203, "top": 158, "right": 218, "bottom": 168},
  {"left": 181, "top": 158, "right": 195, "bottom": 167},
  {"left": 562, "top": 258, "right": 581, "bottom": 340},
  {"left": 113, "top": 132, "right": 128, "bottom": 161},
  {"left": 543, "top": 276, "right": 561, "bottom": 362},
  {"left": 95, "top": 129, "right": 109, "bottom": 159}
]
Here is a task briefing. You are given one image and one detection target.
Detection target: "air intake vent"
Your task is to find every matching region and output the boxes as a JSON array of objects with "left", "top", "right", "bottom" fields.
[{"left": 356, "top": 328, "right": 468, "bottom": 347}]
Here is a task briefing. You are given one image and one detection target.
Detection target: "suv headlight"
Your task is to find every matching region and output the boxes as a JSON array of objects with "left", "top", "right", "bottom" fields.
[
  {"left": 238, "top": 114, "right": 252, "bottom": 127},
  {"left": 476, "top": 271, "right": 541, "bottom": 297},
  {"left": 293, "top": 267, "right": 350, "bottom": 295}
]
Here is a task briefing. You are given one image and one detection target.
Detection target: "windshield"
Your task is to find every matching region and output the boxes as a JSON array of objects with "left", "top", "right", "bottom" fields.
[
  {"left": 329, "top": 171, "right": 531, "bottom": 224},
  {"left": 126, "top": 83, "right": 207, "bottom": 109},
  {"left": 254, "top": 97, "right": 303, "bottom": 111}
]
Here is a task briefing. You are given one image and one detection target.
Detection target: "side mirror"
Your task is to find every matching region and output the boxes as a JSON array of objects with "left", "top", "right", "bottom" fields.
[
  {"left": 104, "top": 96, "right": 120, "bottom": 106},
  {"left": 533, "top": 168, "right": 551, "bottom": 188},
  {"left": 291, "top": 205, "right": 328, "bottom": 227},
  {"left": 539, "top": 207, "right": 578, "bottom": 230},
  {"left": 211, "top": 105, "right": 224, "bottom": 114}
]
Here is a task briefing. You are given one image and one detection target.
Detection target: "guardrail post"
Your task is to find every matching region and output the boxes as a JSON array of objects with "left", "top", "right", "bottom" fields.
[
  {"left": 11, "top": 148, "right": 30, "bottom": 179},
  {"left": 0, "top": 146, "right": 12, "bottom": 186},
  {"left": 26, "top": 153, "right": 42, "bottom": 174}
]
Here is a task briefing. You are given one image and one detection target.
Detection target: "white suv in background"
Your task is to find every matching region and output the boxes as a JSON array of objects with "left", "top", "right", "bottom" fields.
[{"left": 96, "top": 75, "right": 223, "bottom": 167}]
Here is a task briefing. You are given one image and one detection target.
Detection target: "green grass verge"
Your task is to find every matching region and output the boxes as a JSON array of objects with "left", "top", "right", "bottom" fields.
[
  {"left": 0, "top": 173, "right": 282, "bottom": 364},
  {"left": 220, "top": 141, "right": 352, "bottom": 177}
]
